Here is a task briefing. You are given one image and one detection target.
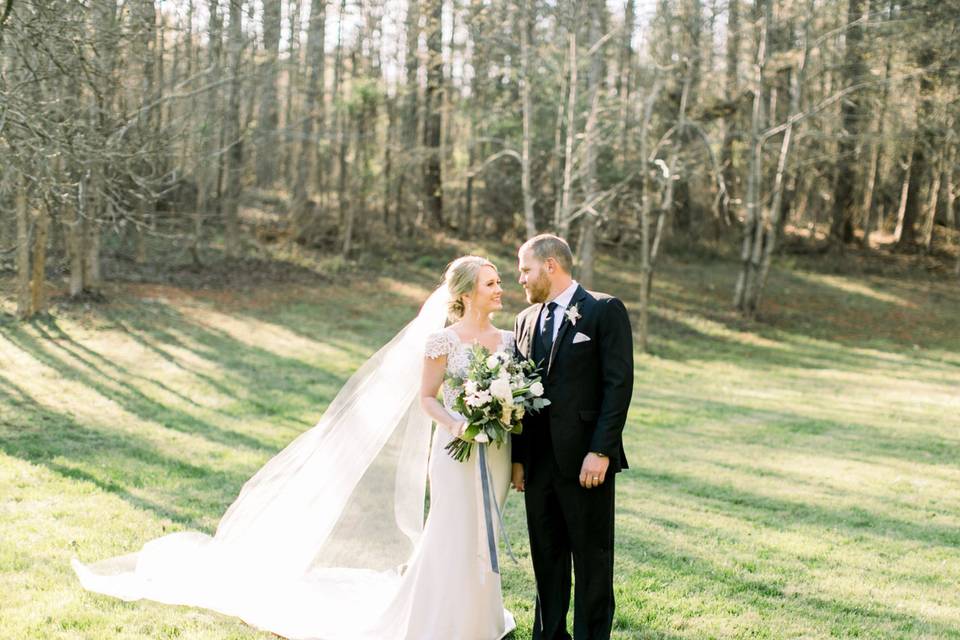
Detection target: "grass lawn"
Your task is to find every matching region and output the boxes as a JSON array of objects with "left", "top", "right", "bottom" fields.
[{"left": 1, "top": 241, "right": 958, "bottom": 639}]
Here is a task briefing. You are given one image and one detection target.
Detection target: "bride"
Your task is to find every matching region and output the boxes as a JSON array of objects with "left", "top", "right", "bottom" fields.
[{"left": 73, "top": 256, "right": 517, "bottom": 640}]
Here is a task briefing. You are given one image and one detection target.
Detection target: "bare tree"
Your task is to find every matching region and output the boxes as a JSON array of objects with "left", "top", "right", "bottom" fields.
[
  {"left": 422, "top": 0, "right": 444, "bottom": 227},
  {"left": 290, "top": 0, "right": 327, "bottom": 241},
  {"left": 221, "top": 0, "right": 244, "bottom": 257},
  {"left": 519, "top": 0, "right": 536, "bottom": 239},
  {"left": 576, "top": 0, "right": 606, "bottom": 289},
  {"left": 861, "top": 0, "right": 895, "bottom": 245},
  {"left": 829, "top": 0, "right": 868, "bottom": 248},
  {"left": 733, "top": 0, "right": 772, "bottom": 313},
  {"left": 256, "top": 0, "right": 282, "bottom": 186},
  {"left": 15, "top": 176, "right": 31, "bottom": 319},
  {"left": 720, "top": 0, "right": 741, "bottom": 218},
  {"left": 556, "top": 28, "right": 578, "bottom": 238}
]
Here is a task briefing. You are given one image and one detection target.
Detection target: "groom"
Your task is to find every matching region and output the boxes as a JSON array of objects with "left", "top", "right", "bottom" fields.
[{"left": 511, "top": 234, "right": 633, "bottom": 640}]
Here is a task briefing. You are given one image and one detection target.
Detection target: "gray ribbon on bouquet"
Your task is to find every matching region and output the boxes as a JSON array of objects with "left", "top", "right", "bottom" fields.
[{"left": 478, "top": 443, "right": 517, "bottom": 574}]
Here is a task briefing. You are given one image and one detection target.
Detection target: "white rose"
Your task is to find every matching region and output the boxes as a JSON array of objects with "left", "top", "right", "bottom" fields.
[
  {"left": 529, "top": 381, "right": 544, "bottom": 397},
  {"left": 485, "top": 354, "right": 500, "bottom": 369},
  {"left": 489, "top": 378, "right": 513, "bottom": 403},
  {"left": 465, "top": 388, "right": 492, "bottom": 408},
  {"left": 474, "top": 432, "right": 490, "bottom": 443}
]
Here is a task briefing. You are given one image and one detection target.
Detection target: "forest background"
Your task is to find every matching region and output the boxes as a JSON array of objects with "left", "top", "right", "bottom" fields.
[
  {"left": 2, "top": 0, "right": 958, "bottom": 330},
  {"left": 2, "top": 0, "right": 960, "bottom": 638}
]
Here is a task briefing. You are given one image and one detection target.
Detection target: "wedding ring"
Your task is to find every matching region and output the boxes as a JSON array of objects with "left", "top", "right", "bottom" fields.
[{"left": 592, "top": 476, "right": 599, "bottom": 481}]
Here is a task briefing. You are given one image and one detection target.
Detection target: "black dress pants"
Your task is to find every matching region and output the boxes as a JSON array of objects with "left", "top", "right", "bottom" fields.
[{"left": 524, "top": 439, "right": 616, "bottom": 640}]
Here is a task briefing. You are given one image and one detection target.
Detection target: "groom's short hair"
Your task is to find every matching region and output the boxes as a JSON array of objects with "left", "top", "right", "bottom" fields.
[{"left": 520, "top": 234, "right": 574, "bottom": 274}]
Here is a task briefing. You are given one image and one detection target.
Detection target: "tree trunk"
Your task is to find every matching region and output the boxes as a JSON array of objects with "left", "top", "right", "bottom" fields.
[
  {"left": 290, "top": 0, "right": 327, "bottom": 241},
  {"left": 861, "top": 2, "right": 894, "bottom": 245},
  {"left": 950, "top": 151, "right": 959, "bottom": 277},
  {"left": 422, "top": 0, "right": 443, "bottom": 228},
  {"left": 384, "top": 93, "right": 396, "bottom": 231},
  {"left": 334, "top": 0, "right": 349, "bottom": 248},
  {"left": 551, "top": 56, "right": 568, "bottom": 233},
  {"left": 283, "top": 0, "right": 302, "bottom": 185},
  {"left": 635, "top": 74, "right": 665, "bottom": 353},
  {"left": 946, "top": 145, "right": 956, "bottom": 233},
  {"left": 30, "top": 203, "right": 50, "bottom": 315},
  {"left": 897, "top": 49, "right": 935, "bottom": 249},
  {"left": 618, "top": 0, "right": 636, "bottom": 166},
  {"left": 398, "top": 0, "right": 420, "bottom": 231},
  {"left": 829, "top": 0, "right": 867, "bottom": 248},
  {"left": 15, "top": 176, "right": 31, "bottom": 319},
  {"left": 519, "top": 0, "right": 536, "bottom": 239},
  {"left": 557, "top": 29, "right": 578, "bottom": 238},
  {"left": 577, "top": 0, "right": 605, "bottom": 289},
  {"left": 66, "top": 194, "right": 85, "bottom": 297},
  {"left": 221, "top": 0, "right": 243, "bottom": 257},
  {"left": 894, "top": 155, "right": 912, "bottom": 241},
  {"left": 134, "top": 0, "right": 157, "bottom": 265},
  {"left": 192, "top": 0, "right": 223, "bottom": 264},
  {"left": 750, "top": 2, "right": 811, "bottom": 314},
  {"left": 719, "top": 0, "right": 739, "bottom": 220},
  {"left": 921, "top": 151, "right": 943, "bottom": 252},
  {"left": 256, "top": 0, "right": 282, "bottom": 186},
  {"left": 733, "top": 0, "right": 770, "bottom": 312}
]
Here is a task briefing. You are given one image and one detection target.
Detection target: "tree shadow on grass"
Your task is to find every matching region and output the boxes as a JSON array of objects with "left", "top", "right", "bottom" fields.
[
  {"left": 100, "top": 302, "right": 352, "bottom": 427},
  {"left": 235, "top": 285, "right": 426, "bottom": 360},
  {"left": 31, "top": 316, "right": 209, "bottom": 411},
  {"left": 614, "top": 500, "right": 960, "bottom": 639},
  {"left": 0, "top": 377, "right": 244, "bottom": 530},
  {"left": 623, "top": 465, "right": 960, "bottom": 549},
  {"left": 645, "top": 307, "right": 960, "bottom": 380},
  {"left": 2, "top": 319, "right": 277, "bottom": 453},
  {"left": 598, "top": 257, "right": 960, "bottom": 373},
  {"left": 676, "top": 454, "right": 951, "bottom": 516},
  {"left": 636, "top": 390, "right": 960, "bottom": 469}
]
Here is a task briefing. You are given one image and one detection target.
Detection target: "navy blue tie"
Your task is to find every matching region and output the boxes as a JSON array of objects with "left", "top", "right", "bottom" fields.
[{"left": 541, "top": 302, "right": 558, "bottom": 357}]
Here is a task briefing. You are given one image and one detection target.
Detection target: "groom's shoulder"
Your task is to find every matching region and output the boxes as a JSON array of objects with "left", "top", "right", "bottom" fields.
[
  {"left": 583, "top": 288, "right": 618, "bottom": 305},
  {"left": 584, "top": 289, "right": 628, "bottom": 317}
]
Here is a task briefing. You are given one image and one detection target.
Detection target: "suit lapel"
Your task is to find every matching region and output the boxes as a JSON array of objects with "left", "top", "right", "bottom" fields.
[
  {"left": 547, "top": 286, "right": 588, "bottom": 375},
  {"left": 522, "top": 304, "right": 542, "bottom": 360}
]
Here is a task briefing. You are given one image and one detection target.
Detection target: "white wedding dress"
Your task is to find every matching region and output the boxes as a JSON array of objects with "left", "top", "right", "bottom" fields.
[
  {"left": 72, "top": 288, "right": 516, "bottom": 640},
  {"left": 376, "top": 327, "right": 516, "bottom": 639}
]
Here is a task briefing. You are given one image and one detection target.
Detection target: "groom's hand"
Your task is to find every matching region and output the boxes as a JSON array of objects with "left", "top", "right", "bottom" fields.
[
  {"left": 511, "top": 463, "right": 525, "bottom": 492},
  {"left": 579, "top": 453, "right": 610, "bottom": 489}
]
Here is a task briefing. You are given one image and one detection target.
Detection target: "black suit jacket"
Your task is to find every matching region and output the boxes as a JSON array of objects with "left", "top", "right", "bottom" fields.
[{"left": 512, "top": 285, "right": 633, "bottom": 478}]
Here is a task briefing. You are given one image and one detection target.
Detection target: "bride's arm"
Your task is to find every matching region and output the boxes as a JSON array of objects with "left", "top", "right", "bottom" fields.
[{"left": 420, "top": 355, "right": 467, "bottom": 437}]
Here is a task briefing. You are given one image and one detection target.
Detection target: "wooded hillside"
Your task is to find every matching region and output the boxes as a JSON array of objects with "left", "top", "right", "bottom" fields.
[{"left": 2, "top": 0, "right": 958, "bottom": 331}]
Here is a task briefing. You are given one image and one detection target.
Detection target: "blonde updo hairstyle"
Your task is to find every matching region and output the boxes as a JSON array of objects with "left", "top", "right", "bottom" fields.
[{"left": 444, "top": 255, "right": 497, "bottom": 322}]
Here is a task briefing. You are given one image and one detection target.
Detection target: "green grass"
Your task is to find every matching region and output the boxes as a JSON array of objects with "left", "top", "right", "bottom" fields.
[{"left": 1, "top": 246, "right": 959, "bottom": 639}]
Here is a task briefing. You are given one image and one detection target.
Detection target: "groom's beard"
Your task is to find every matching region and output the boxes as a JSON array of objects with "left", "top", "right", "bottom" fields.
[{"left": 525, "top": 273, "right": 551, "bottom": 303}]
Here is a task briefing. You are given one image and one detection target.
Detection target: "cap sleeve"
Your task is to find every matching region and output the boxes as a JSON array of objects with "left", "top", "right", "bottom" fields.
[{"left": 424, "top": 329, "right": 457, "bottom": 360}]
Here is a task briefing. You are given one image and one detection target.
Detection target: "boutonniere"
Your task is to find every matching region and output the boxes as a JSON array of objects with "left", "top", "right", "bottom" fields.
[{"left": 564, "top": 304, "right": 581, "bottom": 326}]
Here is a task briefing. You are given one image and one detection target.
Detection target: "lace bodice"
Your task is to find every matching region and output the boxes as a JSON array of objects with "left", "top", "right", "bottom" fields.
[{"left": 424, "top": 327, "right": 515, "bottom": 408}]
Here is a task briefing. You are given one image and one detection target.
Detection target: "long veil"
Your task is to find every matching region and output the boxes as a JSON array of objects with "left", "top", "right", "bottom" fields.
[{"left": 72, "top": 286, "right": 451, "bottom": 638}]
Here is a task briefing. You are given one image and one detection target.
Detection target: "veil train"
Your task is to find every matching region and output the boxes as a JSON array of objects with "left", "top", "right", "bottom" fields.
[{"left": 72, "top": 286, "right": 450, "bottom": 639}]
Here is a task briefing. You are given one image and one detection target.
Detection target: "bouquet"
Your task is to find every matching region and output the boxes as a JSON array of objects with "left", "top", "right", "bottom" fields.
[{"left": 444, "top": 344, "right": 550, "bottom": 462}]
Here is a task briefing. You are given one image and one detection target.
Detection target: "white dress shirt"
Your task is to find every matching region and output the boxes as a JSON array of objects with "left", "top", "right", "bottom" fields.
[{"left": 539, "top": 280, "right": 580, "bottom": 343}]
